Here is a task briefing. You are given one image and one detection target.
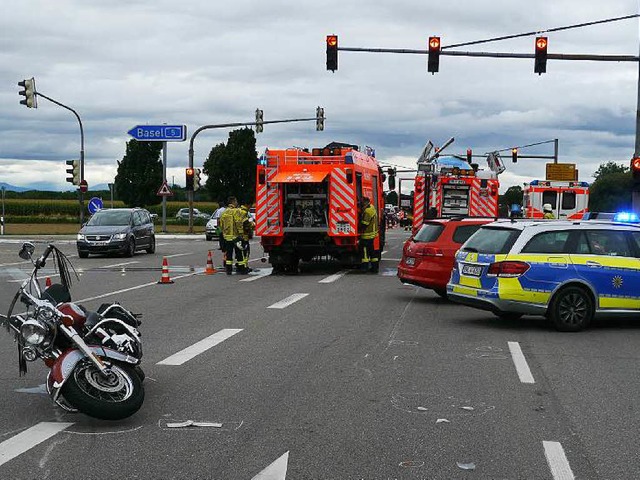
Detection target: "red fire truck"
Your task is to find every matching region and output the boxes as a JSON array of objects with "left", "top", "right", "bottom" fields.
[
  {"left": 255, "top": 143, "right": 386, "bottom": 272},
  {"left": 412, "top": 156, "right": 500, "bottom": 234},
  {"left": 523, "top": 180, "right": 589, "bottom": 219}
]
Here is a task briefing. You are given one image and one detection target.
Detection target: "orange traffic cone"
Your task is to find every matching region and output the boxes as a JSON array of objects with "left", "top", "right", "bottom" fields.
[
  {"left": 205, "top": 250, "right": 216, "bottom": 275},
  {"left": 45, "top": 277, "right": 52, "bottom": 288},
  {"left": 158, "top": 257, "right": 174, "bottom": 284}
]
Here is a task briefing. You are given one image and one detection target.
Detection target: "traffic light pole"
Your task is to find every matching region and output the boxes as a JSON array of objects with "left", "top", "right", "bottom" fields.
[
  {"left": 186, "top": 116, "right": 320, "bottom": 233},
  {"left": 35, "top": 92, "right": 85, "bottom": 224},
  {"left": 634, "top": 19, "right": 640, "bottom": 213}
]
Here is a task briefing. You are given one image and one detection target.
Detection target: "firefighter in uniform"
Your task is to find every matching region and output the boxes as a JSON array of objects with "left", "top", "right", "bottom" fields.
[
  {"left": 543, "top": 203, "right": 555, "bottom": 219},
  {"left": 359, "top": 197, "right": 379, "bottom": 273},
  {"left": 219, "top": 197, "right": 244, "bottom": 275},
  {"left": 236, "top": 204, "right": 255, "bottom": 274}
]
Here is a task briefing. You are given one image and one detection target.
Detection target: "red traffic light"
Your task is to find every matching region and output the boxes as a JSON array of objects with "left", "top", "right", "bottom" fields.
[
  {"left": 536, "top": 37, "right": 548, "bottom": 50},
  {"left": 428, "top": 36, "right": 441, "bottom": 74},
  {"left": 632, "top": 157, "right": 640, "bottom": 170},
  {"left": 511, "top": 148, "right": 518, "bottom": 163},
  {"left": 186, "top": 167, "right": 194, "bottom": 175},
  {"left": 326, "top": 35, "right": 338, "bottom": 72},
  {"left": 429, "top": 37, "right": 441, "bottom": 50},
  {"left": 466, "top": 149, "right": 472, "bottom": 162}
]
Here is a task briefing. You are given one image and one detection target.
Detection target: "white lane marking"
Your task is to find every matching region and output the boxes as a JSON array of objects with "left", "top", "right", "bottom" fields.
[
  {"left": 0, "top": 422, "right": 74, "bottom": 467},
  {"left": 165, "top": 253, "right": 192, "bottom": 259},
  {"left": 157, "top": 329, "right": 243, "bottom": 366},
  {"left": 252, "top": 451, "right": 289, "bottom": 480},
  {"left": 0, "top": 260, "right": 30, "bottom": 268},
  {"left": 97, "top": 261, "right": 139, "bottom": 269},
  {"left": 381, "top": 250, "right": 387, "bottom": 255},
  {"left": 267, "top": 293, "right": 309, "bottom": 309},
  {"left": 543, "top": 441, "right": 575, "bottom": 480},
  {"left": 381, "top": 258, "right": 402, "bottom": 262},
  {"left": 75, "top": 272, "right": 197, "bottom": 303},
  {"left": 318, "top": 271, "right": 347, "bottom": 284},
  {"left": 240, "top": 268, "right": 273, "bottom": 282},
  {"left": 508, "top": 341, "right": 535, "bottom": 384}
]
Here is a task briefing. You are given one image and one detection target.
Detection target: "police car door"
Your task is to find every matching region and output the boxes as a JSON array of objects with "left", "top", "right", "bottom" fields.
[{"left": 569, "top": 228, "right": 639, "bottom": 311}]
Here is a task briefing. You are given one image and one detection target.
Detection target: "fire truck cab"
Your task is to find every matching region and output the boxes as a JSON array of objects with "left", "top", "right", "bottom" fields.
[
  {"left": 255, "top": 143, "right": 386, "bottom": 272},
  {"left": 412, "top": 157, "right": 499, "bottom": 234},
  {"left": 523, "top": 180, "right": 589, "bottom": 220}
]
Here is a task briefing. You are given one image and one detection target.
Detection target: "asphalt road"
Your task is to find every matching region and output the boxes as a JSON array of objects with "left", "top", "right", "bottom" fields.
[{"left": 0, "top": 230, "right": 638, "bottom": 479}]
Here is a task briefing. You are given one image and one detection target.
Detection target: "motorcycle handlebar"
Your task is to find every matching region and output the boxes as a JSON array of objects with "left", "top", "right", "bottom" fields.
[{"left": 35, "top": 244, "right": 55, "bottom": 269}]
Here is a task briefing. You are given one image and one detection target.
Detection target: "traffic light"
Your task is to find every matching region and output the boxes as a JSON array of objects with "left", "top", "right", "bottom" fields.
[
  {"left": 466, "top": 148, "right": 472, "bottom": 163},
  {"left": 185, "top": 167, "right": 194, "bottom": 191},
  {"left": 631, "top": 157, "right": 640, "bottom": 184},
  {"left": 387, "top": 167, "right": 396, "bottom": 190},
  {"left": 534, "top": 37, "right": 548, "bottom": 74},
  {"left": 255, "top": 108, "right": 263, "bottom": 133},
  {"left": 326, "top": 35, "right": 338, "bottom": 72},
  {"left": 65, "top": 160, "right": 80, "bottom": 185},
  {"left": 428, "top": 36, "right": 441, "bottom": 74},
  {"left": 18, "top": 77, "right": 37, "bottom": 108},
  {"left": 316, "top": 106, "right": 325, "bottom": 131},
  {"left": 512, "top": 148, "right": 518, "bottom": 163},
  {"left": 194, "top": 168, "right": 202, "bottom": 191}
]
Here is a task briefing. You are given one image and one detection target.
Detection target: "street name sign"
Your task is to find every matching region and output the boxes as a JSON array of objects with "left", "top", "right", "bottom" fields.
[{"left": 127, "top": 125, "right": 187, "bottom": 142}]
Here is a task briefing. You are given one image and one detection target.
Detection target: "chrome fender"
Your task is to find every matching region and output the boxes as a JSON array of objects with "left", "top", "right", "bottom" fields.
[{"left": 48, "top": 346, "right": 139, "bottom": 400}]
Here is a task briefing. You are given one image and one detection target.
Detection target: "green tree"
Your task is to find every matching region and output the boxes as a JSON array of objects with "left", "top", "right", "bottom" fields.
[
  {"left": 500, "top": 185, "right": 523, "bottom": 207},
  {"left": 203, "top": 128, "right": 257, "bottom": 205},
  {"left": 114, "top": 140, "right": 163, "bottom": 207},
  {"left": 592, "top": 161, "right": 629, "bottom": 181},
  {"left": 588, "top": 164, "right": 632, "bottom": 212}
]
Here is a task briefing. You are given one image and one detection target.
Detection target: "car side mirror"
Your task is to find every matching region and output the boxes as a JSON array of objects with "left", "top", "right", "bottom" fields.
[{"left": 19, "top": 242, "right": 35, "bottom": 260}]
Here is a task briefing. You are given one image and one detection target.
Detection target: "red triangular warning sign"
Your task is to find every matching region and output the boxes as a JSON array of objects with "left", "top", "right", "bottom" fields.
[{"left": 157, "top": 181, "right": 173, "bottom": 196}]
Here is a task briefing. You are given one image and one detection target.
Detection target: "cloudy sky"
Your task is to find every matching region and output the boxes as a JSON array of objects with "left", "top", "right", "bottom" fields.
[{"left": 1, "top": 0, "right": 639, "bottom": 193}]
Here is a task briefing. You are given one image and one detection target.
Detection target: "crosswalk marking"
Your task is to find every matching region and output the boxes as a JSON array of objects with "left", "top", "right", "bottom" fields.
[
  {"left": 157, "top": 329, "right": 243, "bottom": 365},
  {"left": 0, "top": 422, "right": 73, "bottom": 467}
]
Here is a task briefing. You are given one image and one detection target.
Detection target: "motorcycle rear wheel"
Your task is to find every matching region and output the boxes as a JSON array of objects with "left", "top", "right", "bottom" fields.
[{"left": 61, "top": 360, "right": 144, "bottom": 420}]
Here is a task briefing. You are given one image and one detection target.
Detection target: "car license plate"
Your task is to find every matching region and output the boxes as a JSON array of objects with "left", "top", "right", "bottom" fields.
[
  {"left": 90, "top": 241, "right": 108, "bottom": 246},
  {"left": 462, "top": 264, "right": 482, "bottom": 276},
  {"left": 405, "top": 257, "right": 415, "bottom": 266}
]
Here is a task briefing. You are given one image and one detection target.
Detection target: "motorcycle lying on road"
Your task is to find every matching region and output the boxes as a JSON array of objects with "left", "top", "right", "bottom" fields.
[{"left": 0, "top": 242, "right": 145, "bottom": 420}]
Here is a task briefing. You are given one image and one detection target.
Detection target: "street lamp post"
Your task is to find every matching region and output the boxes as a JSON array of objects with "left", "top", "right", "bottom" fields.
[{"left": 1, "top": 186, "right": 5, "bottom": 235}]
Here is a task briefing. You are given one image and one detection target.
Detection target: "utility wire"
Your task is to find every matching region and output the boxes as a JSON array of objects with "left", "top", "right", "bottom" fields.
[{"left": 443, "top": 14, "right": 639, "bottom": 50}]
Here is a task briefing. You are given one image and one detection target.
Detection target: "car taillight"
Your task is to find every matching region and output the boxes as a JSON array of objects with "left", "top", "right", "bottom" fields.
[
  {"left": 418, "top": 247, "right": 444, "bottom": 257},
  {"left": 487, "top": 261, "right": 530, "bottom": 277}
]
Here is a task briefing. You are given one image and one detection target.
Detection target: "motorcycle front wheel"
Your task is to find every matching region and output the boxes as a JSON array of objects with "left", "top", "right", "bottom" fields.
[{"left": 61, "top": 360, "right": 144, "bottom": 420}]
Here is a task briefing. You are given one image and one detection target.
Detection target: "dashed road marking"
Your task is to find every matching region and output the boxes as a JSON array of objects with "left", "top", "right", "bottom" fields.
[
  {"left": 0, "top": 422, "right": 74, "bottom": 467},
  {"left": 157, "top": 328, "right": 243, "bottom": 366},
  {"left": 318, "top": 271, "right": 348, "bottom": 283},
  {"left": 543, "top": 441, "right": 575, "bottom": 480},
  {"left": 165, "top": 253, "right": 192, "bottom": 259},
  {"left": 240, "top": 268, "right": 273, "bottom": 282},
  {"left": 508, "top": 341, "right": 535, "bottom": 384},
  {"left": 267, "top": 293, "right": 309, "bottom": 309}
]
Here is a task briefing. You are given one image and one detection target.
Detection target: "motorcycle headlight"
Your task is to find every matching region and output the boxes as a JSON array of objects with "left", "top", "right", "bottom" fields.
[
  {"left": 114, "top": 233, "right": 127, "bottom": 240},
  {"left": 77, "top": 233, "right": 85, "bottom": 240},
  {"left": 20, "top": 319, "right": 50, "bottom": 346}
]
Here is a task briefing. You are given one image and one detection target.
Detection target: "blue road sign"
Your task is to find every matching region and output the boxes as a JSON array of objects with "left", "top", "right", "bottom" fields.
[
  {"left": 127, "top": 125, "right": 187, "bottom": 142},
  {"left": 88, "top": 197, "right": 103, "bottom": 215}
]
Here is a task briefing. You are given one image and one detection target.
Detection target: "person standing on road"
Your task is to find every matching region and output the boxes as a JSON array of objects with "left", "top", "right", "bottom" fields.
[
  {"left": 219, "top": 197, "right": 244, "bottom": 275},
  {"left": 359, "top": 197, "right": 380, "bottom": 273},
  {"left": 543, "top": 203, "right": 556, "bottom": 219},
  {"left": 236, "top": 204, "right": 255, "bottom": 274}
]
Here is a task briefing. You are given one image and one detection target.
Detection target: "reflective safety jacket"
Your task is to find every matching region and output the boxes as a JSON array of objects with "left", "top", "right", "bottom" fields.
[
  {"left": 543, "top": 212, "right": 555, "bottom": 219},
  {"left": 220, "top": 205, "right": 243, "bottom": 241},
  {"left": 237, "top": 206, "right": 255, "bottom": 241},
  {"left": 360, "top": 204, "right": 378, "bottom": 240}
]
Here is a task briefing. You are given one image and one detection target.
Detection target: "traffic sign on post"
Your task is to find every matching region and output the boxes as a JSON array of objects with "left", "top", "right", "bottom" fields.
[
  {"left": 546, "top": 163, "right": 576, "bottom": 181},
  {"left": 157, "top": 181, "right": 173, "bottom": 197},
  {"left": 88, "top": 197, "right": 103, "bottom": 214},
  {"left": 79, "top": 180, "right": 88, "bottom": 193},
  {"left": 127, "top": 125, "right": 187, "bottom": 142}
]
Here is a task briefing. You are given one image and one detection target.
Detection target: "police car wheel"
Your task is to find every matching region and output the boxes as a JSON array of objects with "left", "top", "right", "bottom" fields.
[{"left": 549, "top": 286, "right": 594, "bottom": 332}]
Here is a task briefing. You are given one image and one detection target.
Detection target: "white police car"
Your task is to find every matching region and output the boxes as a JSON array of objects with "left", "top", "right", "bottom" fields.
[{"left": 447, "top": 213, "right": 640, "bottom": 331}]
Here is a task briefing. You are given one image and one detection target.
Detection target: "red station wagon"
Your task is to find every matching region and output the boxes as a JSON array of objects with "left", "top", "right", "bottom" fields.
[{"left": 397, "top": 217, "right": 494, "bottom": 297}]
